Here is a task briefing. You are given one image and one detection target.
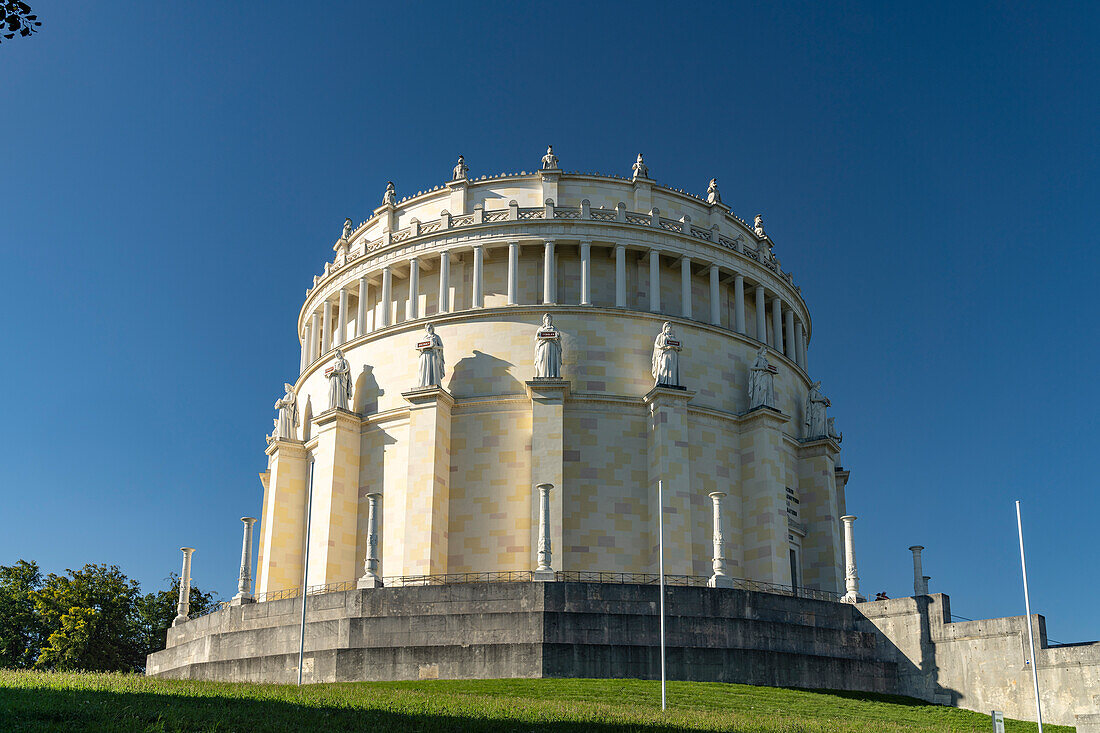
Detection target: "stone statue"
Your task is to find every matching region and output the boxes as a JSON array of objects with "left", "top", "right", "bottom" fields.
[
  {"left": 416, "top": 324, "right": 445, "bottom": 388},
  {"left": 274, "top": 383, "right": 299, "bottom": 441},
  {"left": 748, "top": 347, "right": 776, "bottom": 409},
  {"left": 754, "top": 214, "right": 766, "bottom": 238},
  {"left": 326, "top": 349, "right": 353, "bottom": 411},
  {"left": 805, "top": 381, "right": 831, "bottom": 438},
  {"left": 632, "top": 153, "right": 648, "bottom": 180},
  {"left": 341, "top": 217, "right": 353, "bottom": 241},
  {"left": 382, "top": 181, "right": 397, "bottom": 206},
  {"left": 706, "top": 178, "right": 721, "bottom": 204},
  {"left": 541, "top": 145, "right": 558, "bottom": 170},
  {"left": 651, "top": 322, "right": 682, "bottom": 387},
  {"left": 534, "top": 313, "right": 562, "bottom": 379},
  {"left": 452, "top": 155, "right": 468, "bottom": 180}
]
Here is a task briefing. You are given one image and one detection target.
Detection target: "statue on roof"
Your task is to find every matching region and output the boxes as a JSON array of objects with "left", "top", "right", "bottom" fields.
[
  {"left": 452, "top": 155, "right": 468, "bottom": 181},
  {"left": 382, "top": 181, "right": 397, "bottom": 206},
  {"left": 341, "top": 218, "right": 353, "bottom": 241},
  {"left": 754, "top": 214, "right": 766, "bottom": 238},
  {"left": 706, "top": 178, "right": 721, "bottom": 205},
  {"left": 541, "top": 145, "right": 558, "bottom": 170},
  {"left": 632, "top": 154, "right": 649, "bottom": 180}
]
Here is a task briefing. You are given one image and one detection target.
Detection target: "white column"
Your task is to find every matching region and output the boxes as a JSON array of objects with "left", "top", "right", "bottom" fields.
[
  {"left": 795, "top": 321, "right": 806, "bottom": 370},
  {"left": 909, "top": 545, "right": 925, "bottom": 596},
  {"left": 356, "top": 277, "right": 368, "bottom": 337},
  {"left": 755, "top": 286, "right": 767, "bottom": 344},
  {"left": 309, "top": 313, "right": 320, "bottom": 361},
  {"left": 800, "top": 324, "right": 809, "bottom": 370},
  {"left": 707, "top": 491, "right": 732, "bottom": 588},
  {"left": 733, "top": 274, "right": 746, "bottom": 334},
  {"left": 784, "top": 308, "right": 795, "bottom": 360},
  {"left": 841, "top": 516, "right": 864, "bottom": 603},
  {"left": 321, "top": 300, "right": 332, "bottom": 354},
  {"left": 649, "top": 249, "right": 661, "bottom": 312},
  {"left": 406, "top": 259, "right": 420, "bottom": 320},
  {"left": 681, "top": 256, "right": 692, "bottom": 319},
  {"left": 232, "top": 517, "right": 257, "bottom": 604},
  {"left": 300, "top": 324, "right": 310, "bottom": 371},
  {"left": 507, "top": 242, "right": 519, "bottom": 305},
  {"left": 336, "top": 287, "right": 348, "bottom": 346},
  {"left": 172, "top": 547, "right": 195, "bottom": 626},
  {"left": 708, "top": 265, "right": 721, "bottom": 326},
  {"left": 380, "top": 266, "right": 392, "bottom": 327},
  {"left": 472, "top": 246, "right": 484, "bottom": 308},
  {"left": 533, "top": 483, "right": 555, "bottom": 580},
  {"left": 438, "top": 253, "right": 450, "bottom": 313},
  {"left": 771, "top": 297, "right": 783, "bottom": 352},
  {"left": 615, "top": 244, "right": 627, "bottom": 307},
  {"left": 357, "top": 493, "right": 383, "bottom": 588},
  {"left": 542, "top": 241, "right": 555, "bottom": 305},
  {"left": 579, "top": 241, "right": 592, "bottom": 305}
]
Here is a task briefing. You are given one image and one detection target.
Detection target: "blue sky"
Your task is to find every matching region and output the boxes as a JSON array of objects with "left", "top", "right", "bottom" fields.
[{"left": 1, "top": 2, "right": 1097, "bottom": 642}]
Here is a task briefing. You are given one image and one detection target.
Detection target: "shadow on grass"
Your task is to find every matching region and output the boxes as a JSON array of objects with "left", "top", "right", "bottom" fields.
[{"left": 0, "top": 686, "right": 689, "bottom": 733}]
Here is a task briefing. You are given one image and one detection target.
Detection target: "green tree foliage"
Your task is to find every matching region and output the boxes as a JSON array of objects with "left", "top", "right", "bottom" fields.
[
  {"left": 0, "top": 561, "right": 219, "bottom": 672},
  {"left": 0, "top": 1, "right": 41, "bottom": 42}
]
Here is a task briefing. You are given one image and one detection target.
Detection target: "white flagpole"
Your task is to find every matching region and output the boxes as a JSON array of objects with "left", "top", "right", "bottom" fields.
[
  {"left": 1015, "top": 500, "right": 1043, "bottom": 732},
  {"left": 658, "top": 479, "right": 666, "bottom": 711},
  {"left": 297, "top": 458, "right": 316, "bottom": 686}
]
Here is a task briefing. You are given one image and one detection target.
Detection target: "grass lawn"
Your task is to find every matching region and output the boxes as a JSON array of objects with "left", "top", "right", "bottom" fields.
[{"left": 0, "top": 671, "right": 1070, "bottom": 732}]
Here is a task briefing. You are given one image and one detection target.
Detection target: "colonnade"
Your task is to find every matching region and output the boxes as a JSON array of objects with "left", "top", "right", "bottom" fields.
[{"left": 300, "top": 240, "right": 811, "bottom": 374}]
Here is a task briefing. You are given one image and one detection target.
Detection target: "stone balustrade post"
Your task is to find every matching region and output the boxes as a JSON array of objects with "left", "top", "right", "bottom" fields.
[
  {"left": 841, "top": 516, "right": 864, "bottom": 603},
  {"left": 357, "top": 493, "right": 383, "bottom": 588},
  {"left": 231, "top": 518, "right": 257, "bottom": 605},
  {"left": 533, "top": 483, "right": 555, "bottom": 580},
  {"left": 910, "top": 545, "right": 925, "bottom": 596},
  {"left": 707, "top": 491, "right": 732, "bottom": 588},
  {"left": 172, "top": 547, "right": 195, "bottom": 626}
]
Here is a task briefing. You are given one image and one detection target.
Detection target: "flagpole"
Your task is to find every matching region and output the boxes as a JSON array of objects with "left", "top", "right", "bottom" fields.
[
  {"left": 1015, "top": 500, "right": 1043, "bottom": 732},
  {"left": 658, "top": 479, "right": 666, "bottom": 711},
  {"left": 297, "top": 457, "right": 315, "bottom": 686}
]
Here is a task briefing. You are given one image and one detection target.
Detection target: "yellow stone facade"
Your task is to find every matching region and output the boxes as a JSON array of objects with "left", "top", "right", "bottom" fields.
[{"left": 254, "top": 164, "right": 847, "bottom": 596}]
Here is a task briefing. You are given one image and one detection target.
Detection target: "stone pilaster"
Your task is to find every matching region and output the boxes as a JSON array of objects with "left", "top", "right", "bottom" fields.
[
  {"left": 644, "top": 386, "right": 695, "bottom": 576},
  {"left": 401, "top": 386, "right": 453, "bottom": 577},
  {"left": 738, "top": 406, "right": 790, "bottom": 585},
  {"left": 307, "top": 408, "right": 361, "bottom": 586},
  {"left": 796, "top": 436, "right": 845, "bottom": 593},
  {"left": 256, "top": 438, "right": 309, "bottom": 595},
  {"left": 525, "top": 380, "right": 567, "bottom": 572}
]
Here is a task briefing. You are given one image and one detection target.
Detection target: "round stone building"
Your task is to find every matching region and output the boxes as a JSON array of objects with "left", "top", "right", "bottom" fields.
[{"left": 255, "top": 151, "right": 849, "bottom": 599}]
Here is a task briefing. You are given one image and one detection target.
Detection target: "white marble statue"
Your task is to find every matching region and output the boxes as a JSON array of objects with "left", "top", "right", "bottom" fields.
[
  {"left": 706, "top": 178, "right": 721, "bottom": 204},
  {"left": 341, "top": 217, "right": 353, "bottom": 241},
  {"left": 748, "top": 347, "right": 776, "bottom": 409},
  {"left": 326, "top": 349, "right": 353, "bottom": 411},
  {"left": 382, "top": 181, "right": 397, "bottom": 206},
  {"left": 274, "top": 383, "right": 299, "bottom": 440},
  {"left": 534, "top": 313, "right": 562, "bottom": 379},
  {"left": 416, "top": 324, "right": 445, "bottom": 388},
  {"left": 754, "top": 214, "right": 766, "bottom": 238},
  {"left": 632, "top": 153, "right": 648, "bottom": 180},
  {"left": 541, "top": 145, "right": 558, "bottom": 170},
  {"left": 805, "top": 381, "right": 831, "bottom": 438},
  {"left": 651, "top": 322, "right": 682, "bottom": 387},
  {"left": 452, "top": 155, "right": 468, "bottom": 180}
]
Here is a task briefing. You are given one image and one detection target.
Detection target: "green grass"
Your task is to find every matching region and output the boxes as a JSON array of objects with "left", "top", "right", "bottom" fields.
[{"left": 0, "top": 671, "right": 1072, "bottom": 732}]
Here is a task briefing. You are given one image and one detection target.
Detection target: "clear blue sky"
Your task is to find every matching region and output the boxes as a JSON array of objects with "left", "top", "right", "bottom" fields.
[{"left": 2, "top": 2, "right": 1097, "bottom": 642}]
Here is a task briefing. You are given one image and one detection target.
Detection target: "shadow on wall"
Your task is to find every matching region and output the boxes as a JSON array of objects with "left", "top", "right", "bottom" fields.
[
  {"left": 448, "top": 350, "right": 523, "bottom": 398},
  {"left": 354, "top": 364, "right": 382, "bottom": 415}
]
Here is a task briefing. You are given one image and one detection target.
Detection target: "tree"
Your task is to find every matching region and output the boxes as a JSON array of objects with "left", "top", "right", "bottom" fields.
[
  {"left": 0, "top": 560, "right": 46, "bottom": 668},
  {"left": 134, "top": 573, "right": 219, "bottom": 663},
  {"left": 0, "top": 1, "right": 41, "bottom": 43}
]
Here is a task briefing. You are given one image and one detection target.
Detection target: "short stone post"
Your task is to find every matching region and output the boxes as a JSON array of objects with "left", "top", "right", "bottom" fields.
[
  {"left": 909, "top": 545, "right": 925, "bottom": 596},
  {"left": 172, "top": 547, "right": 195, "bottom": 626},
  {"left": 706, "top": 491, "right": 732, "bottom": 588},
  {"left": 840, "top": 516, "right": 864, "bottom": 603},
  {"left": 533, "top": 483, "right": 555, "bottom": 580},
  {"left": 231, "top": 518, "right": 257, "bottom": 605},
  {"left": 357, "top": 492, "right": 383, "bottom": 588}
]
